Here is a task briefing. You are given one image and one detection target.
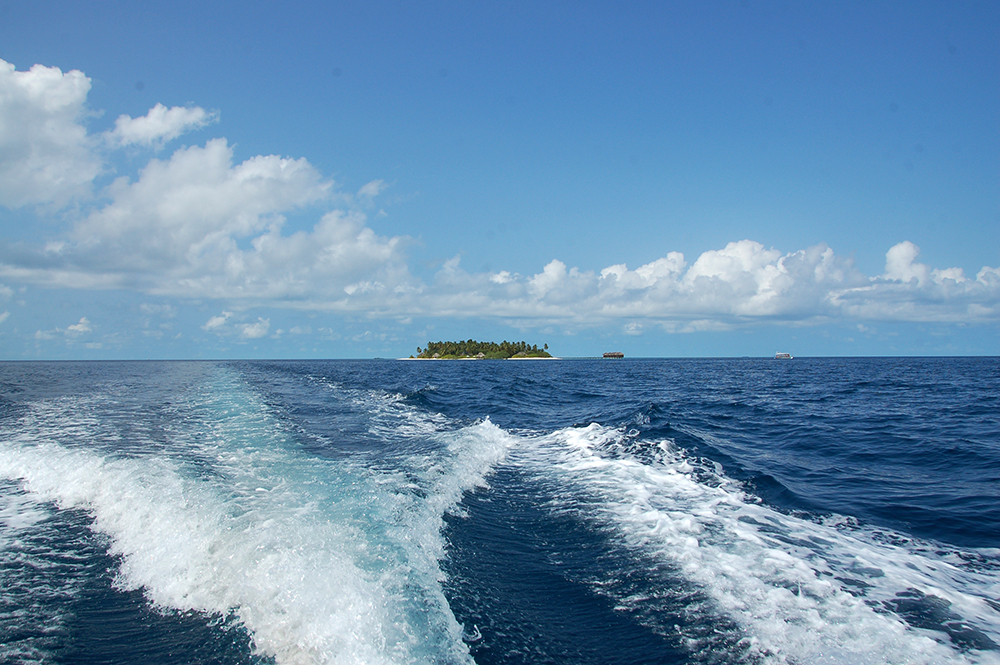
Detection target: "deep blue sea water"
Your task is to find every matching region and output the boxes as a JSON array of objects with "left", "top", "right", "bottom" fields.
[{"left": 0, "top": 357, "right": 998, "bottom": 664}]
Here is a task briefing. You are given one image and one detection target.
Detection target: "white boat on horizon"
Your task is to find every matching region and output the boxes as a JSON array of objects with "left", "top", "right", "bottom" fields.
[{"left": 774, "top": 352, "right": 793, "bottom": 359}]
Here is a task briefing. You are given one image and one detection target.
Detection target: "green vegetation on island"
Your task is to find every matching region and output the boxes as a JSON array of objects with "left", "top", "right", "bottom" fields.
[{"left": 412, "top": 340, "right": 552, "bottom": 359}]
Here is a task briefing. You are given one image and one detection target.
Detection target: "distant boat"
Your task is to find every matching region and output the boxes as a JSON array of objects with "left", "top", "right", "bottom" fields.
[
  {"left": 774, "top": 352, "right": 793, "bottom": 359},
  {"left": 603, "top": 351, "right": 625, "bottom": 359}
]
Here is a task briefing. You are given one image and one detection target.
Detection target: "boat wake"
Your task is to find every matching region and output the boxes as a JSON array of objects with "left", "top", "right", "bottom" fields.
[{"left": 514, "top": 422, "right": 1000, "bottom": 664}]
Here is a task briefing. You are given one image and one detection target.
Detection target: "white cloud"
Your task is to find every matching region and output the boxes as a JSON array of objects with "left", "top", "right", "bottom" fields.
[
  {"left": 66, "top": 317, "right": 92, "bottom": 334},
  {"left": 685, "top": 240, "right": 782, "bottom": 283},
  {"left": 75, "top": 138, "right": 331, "bottom": 258},
  {"left": 978, "top": 266, "right": 1000, "bottom": 286},
  {"left": 106, "top": 103, "right": 217, "bottom": 149},
  {"left": 239, "top": 318, "right": 270, "bottom": 339},
  {"left": 0, "top": 59, "right": 101, "bottom": 208},
  {"left": 0, "top": 311, "right": 8, "bottom": 324},
  {"left": 624, "top": 322, "right": 643, "bottom": 335},
  {"left": 357, "top": 179, "right": 386, "bottom": 198},
  {"left": 201, "top": 312, "right": 270, "bottom": 340},
  {"left": 203, "top": 311, "right": 232, "bottom": 330},
  {"left": 882, "top": 241, "right": 970, "bottom": 287},
  {"left": 1, "top": 59, "right": 997, "bottom": 336},
  {"left": 581, "top": 241, "right": 862, "bottom": 322},
  {"left": 884, "top": 240, "right": 930, "bottom": 286},
  {"left": 825, "top": 242, "right": 999, "bottom": 322},
  {"left": 529, "top": 259, "right": 567, "bottom": 299},
  {"left": 1, "top": 136, "right": 414, "bottom": 302},
  {"left": 33, "top": 316, "right": 94, "bottom": 342},
  {"left": 400, "top": 240, "right": 999, "bottom": 328}
]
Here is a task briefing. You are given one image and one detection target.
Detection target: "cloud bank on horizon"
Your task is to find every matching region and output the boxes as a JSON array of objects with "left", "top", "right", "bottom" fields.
[{"left": 0, "top": 58, "right": 997, "bottom": 355}]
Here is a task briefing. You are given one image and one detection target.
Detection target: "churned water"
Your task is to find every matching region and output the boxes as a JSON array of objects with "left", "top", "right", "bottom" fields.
[{"left": 0, "top": 357, "right": 997, "bottom": 664}]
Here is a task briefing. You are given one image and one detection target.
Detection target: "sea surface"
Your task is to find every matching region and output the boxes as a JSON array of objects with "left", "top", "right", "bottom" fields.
[{"left": 0, "top": 357, "right": 998, "bottom": 664}]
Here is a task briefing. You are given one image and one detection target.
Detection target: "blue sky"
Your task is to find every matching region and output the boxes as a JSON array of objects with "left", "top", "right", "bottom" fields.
[{"left": 0, "top": 0, "right": 997, "bottom": 359}]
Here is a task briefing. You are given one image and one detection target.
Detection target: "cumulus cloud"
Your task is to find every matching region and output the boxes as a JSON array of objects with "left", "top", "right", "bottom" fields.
[
  {"left": 200, "top": 312, "right": 271, "bottom": 340},
  {"left": 34, "top": 316, "right": 94, "bottom": 341},
  {"left": 582, "top": 241, "right": 861, "bottom": 321},
  {"left": 107, "top": 103, "right": 218, "bottom": 149},
  {"left": 239, "top": 318, "right": 270, "bottom": 339},
  {"left": 979, "top": 266, "right": 1000, "bottom": 287},
  {"left": 397, "top": 241, "right": 999, "bottom": 328},
  {"left": 826, "top": 242, "right": 1000, "bottom": 322},
  {"left": 529, "top": 260, "right": 568, "bottom": 298},
  {"left": 76, "top": 138, "right": 330, "bottom": 255},
  {"left": 0, "top": 60, "right": 217, "bottom": 210},
  {"left": 203, "top": 311, "right": 232, "bottom": 331},
  {"left": 883, "top": 240, "right": 973, "bottom": 287},
  {"left": 0, "top": 59, "right": 101, "bottom": 207},
  {"left": 1, "top": 131, "right": 415, "bottom": 302},
  {"left": 357, "top": 179, "right": 387, "bottom": 199},
  {"left": 884, "top": 241, "right": 930, "bottom": 285},
  {"left": 1, "top": 58, "right": 997, "bottom": 336},
  {"left": 66, "top": 317, "right": 92, "bottom": 334}
]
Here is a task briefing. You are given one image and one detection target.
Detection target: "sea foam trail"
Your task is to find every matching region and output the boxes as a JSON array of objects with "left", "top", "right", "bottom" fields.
[
  {"left": 520, "top": 423, "right": 1000, "bottom": 665},
  {"left": 0, "top": 367, "right": 512, "bottom": 665},
  {"left": 0, "top": 484, "right": 87, "bottom": 664}
]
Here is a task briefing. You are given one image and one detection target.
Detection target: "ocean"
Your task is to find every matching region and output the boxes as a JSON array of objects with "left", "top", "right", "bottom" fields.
[{"left": 0, "top": 357, "right": 998, "bottom": 664}]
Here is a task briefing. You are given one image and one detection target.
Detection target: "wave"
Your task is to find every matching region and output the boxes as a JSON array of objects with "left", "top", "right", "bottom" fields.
[
  {"left": 0, "top": 366, "right": 513, "bottom": 664},
  {"left": 0, "top": 483, "right": 89, "bottom": 663},
  {"left": 516, "top": 423, "right": 1000, "bottom": 665}
]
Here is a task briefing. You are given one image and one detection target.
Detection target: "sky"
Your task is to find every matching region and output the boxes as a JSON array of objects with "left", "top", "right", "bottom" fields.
[{"left": 0, "top": 0, "right": 997, "bottom": 359}]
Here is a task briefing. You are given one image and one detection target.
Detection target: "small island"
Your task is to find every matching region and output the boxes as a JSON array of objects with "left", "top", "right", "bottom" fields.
[{"left": 409, "top": 340, "right": 553, "bottom": 360}]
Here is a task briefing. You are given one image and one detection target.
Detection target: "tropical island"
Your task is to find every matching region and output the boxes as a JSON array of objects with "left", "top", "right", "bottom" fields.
[{"left": 409, "top": 340, "right": 553, "bottom": 360}]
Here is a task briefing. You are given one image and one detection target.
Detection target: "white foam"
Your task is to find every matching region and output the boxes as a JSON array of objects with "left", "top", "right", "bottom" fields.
[
  {"left": 518, "top": 423, "right": 1000, "bottom": 665},
  {"left": 0, "top": 485, "right": 49, "bottom": 544},
  {"left": 0, "top": 369, "right": 513, "bottom": 665},
  {"left": 0, "top": 483, "right": 83, "bottom": 664}
]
